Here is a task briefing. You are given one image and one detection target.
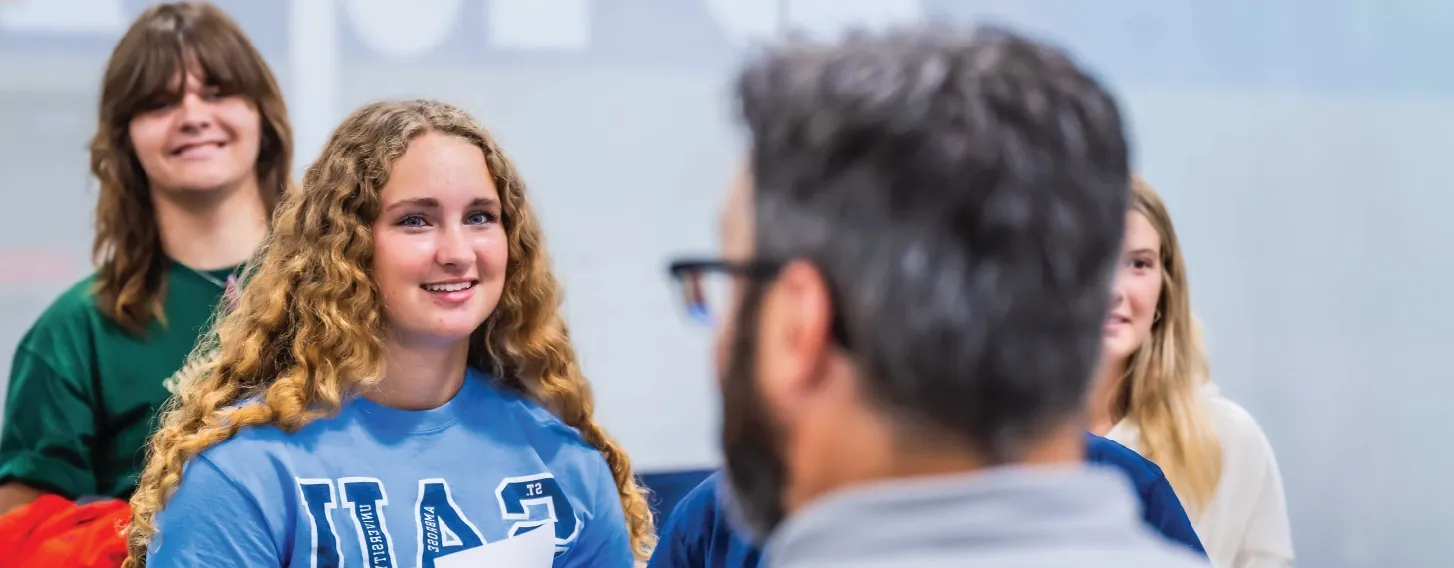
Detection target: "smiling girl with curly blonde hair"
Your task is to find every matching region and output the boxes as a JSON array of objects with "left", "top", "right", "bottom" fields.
[{"left": 123, "top": 99, "right": 653, "bottom": 567}]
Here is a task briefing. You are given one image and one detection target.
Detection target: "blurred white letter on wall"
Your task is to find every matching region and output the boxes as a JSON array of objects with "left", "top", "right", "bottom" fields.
[
  {"left": 0, "top": 0, "right": 126, "bottom": 34},
  {"left": 488, "top": 0, "right": 593, "bottom": 51},
  {"left": 345, "top": 0, "right": 463, "bottom": 60}
]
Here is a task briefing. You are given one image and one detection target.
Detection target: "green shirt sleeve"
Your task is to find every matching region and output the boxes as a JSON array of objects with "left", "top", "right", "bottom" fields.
[{"left": 0, "top": 342, "right": 98, "bottom": 499}]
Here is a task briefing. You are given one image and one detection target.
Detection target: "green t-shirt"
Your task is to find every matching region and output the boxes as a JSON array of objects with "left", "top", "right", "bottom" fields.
[{"left": 0, "top": 261, "right": 236, "bottom": 499}]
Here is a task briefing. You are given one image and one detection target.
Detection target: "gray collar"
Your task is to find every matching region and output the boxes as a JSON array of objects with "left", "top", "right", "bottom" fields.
[{"left": 763, "top": 465, "right": 1146, "bottom": 565}]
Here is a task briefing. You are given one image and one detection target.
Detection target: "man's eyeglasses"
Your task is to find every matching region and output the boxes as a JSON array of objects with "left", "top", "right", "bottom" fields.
[
  {"left": 666, "top": 257, "right": 851, "bottom": 348},
  {"left": 666, "top": 258, "right": 783, "bottom": 326}
]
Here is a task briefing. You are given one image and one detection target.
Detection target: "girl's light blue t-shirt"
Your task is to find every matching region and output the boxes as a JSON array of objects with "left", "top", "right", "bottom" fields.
[{"left": 146, "top": 368, "right": 634, "bottom": 568}]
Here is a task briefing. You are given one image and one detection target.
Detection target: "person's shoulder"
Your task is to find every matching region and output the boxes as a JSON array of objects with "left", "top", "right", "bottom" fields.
[
  {"left": 652, "top": 471, "right": 762, "bottom": 568},
  {"left": 19, "top": 275, "right": 104, "bottom": 338},
  {"left": 11, "top": 274, "right": 109, "bottom": 374},
  {"left": 184, "top": 402, "right": 350, "bottom": 509},
  {"left": 1086, "top": 433, "right": 1165, "bottom": 484},
  {"left": 163, "top": 413, "right": 289, "bottom": 503},
  {"left": 192, "top": 400, "right": 325, "bottom": 465},
  {"left": 471, "top": 369, "right": 596, "bottom": 452},
  {"left": 42, "top": 275, "right": 101, "bottom": 311},
  {"left": 198, "top": 416, "right": 290, "bottom": 455},
  {"left": 669, "top": 471, "right": 725, "bottom": 522},
  {"left": 1200, "top": 384, "right": 1277, "bottom": 457}
]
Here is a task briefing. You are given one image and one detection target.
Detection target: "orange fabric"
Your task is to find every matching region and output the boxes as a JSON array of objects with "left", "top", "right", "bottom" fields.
[
  {"left": 0, "top": 495, "right": 129, "bottom": 567},
  {"left": 0, "top": 494, "right": 74, "bottom": 564}
]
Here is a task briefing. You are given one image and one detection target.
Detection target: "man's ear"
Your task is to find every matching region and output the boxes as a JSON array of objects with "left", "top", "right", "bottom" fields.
[{"left": 755, "top": 259, "right": 836, "bottom": 404}]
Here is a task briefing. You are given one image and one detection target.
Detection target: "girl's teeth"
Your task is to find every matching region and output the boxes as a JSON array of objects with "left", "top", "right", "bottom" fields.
[{"left": 425, "top": 282, "right": 473, "bottom": 292}]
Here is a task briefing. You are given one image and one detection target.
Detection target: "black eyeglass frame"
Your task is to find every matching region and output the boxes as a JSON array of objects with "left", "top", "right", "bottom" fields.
[{"left": 666, "top": 257, "right": 852, "bottom": 349}]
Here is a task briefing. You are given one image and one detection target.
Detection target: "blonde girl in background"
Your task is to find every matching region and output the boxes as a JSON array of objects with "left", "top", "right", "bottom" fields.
[{"left": 1089, "top": 176, "right": 1294, "bottom": 568}]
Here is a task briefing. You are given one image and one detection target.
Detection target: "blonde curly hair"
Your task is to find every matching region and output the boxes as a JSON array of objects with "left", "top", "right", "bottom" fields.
[{"left": 122, "top": 99, "right": 655, "bottom": 565}]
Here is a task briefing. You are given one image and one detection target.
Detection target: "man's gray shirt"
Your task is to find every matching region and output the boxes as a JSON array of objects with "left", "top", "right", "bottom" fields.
[{"left": 763, "top": 464, "right": 1210, "bottom": 567}]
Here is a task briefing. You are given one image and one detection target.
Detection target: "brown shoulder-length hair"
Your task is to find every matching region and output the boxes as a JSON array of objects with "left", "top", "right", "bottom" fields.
[
  {"left": 124, "top": 100, "right": 655, "bottom": 566},
  {"left": 91, "top": 2, "right": 292, "bottom": 334}
]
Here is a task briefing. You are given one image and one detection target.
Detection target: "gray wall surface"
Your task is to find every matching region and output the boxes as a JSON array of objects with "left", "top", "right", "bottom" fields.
[{"left": 1, "top": 1, "right": 1450, "bottom": 566}]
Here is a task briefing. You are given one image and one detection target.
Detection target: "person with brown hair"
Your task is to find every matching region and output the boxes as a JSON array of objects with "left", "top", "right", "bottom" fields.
[
  {"left": 123, "top": 99, "right": 652, "bottom": 567},
  {"left": 1088, "top": 176, "right": 1293, "bottom": 567},
  {"left": 0, "top": 2, "right": 291, "bottom": 516}
]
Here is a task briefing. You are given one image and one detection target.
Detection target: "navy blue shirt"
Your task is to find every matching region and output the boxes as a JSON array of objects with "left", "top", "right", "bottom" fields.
[{"left": 648, "top": 433, "right": 1205, "bottom": 568}]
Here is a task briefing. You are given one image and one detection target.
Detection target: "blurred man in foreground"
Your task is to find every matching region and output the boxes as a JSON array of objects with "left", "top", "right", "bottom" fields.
[{"left": 665, "top": 25, "right": 1209, "bottom": 567}]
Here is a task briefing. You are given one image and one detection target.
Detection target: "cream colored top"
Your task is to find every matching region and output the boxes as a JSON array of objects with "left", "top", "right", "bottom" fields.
[{"left": 1106, "top": 383, "right": 1295, "bottom": 568}]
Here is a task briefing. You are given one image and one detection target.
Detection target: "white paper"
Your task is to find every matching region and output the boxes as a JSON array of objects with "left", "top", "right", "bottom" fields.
[{"left": 435, "top": 521, "right": 557, "bottom": 568}]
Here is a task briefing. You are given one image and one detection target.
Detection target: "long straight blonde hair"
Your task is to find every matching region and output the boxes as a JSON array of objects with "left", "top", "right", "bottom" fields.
[{"left": 1114, "top": 177, "right": 1223, "bottom": 515}]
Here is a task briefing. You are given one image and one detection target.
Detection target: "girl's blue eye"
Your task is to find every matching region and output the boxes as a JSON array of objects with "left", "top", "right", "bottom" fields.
[{"left": 467, "top": 211, "right": 499, "bottom": 225}]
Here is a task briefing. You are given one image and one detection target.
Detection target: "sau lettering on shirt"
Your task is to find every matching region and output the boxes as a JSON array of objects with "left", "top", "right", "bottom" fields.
[
  {"left": 146, "top": 370, "right": 634, "bottom": 567},
  {"left": 293, "top": 473, "right": 580, "bottom": 566}
]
